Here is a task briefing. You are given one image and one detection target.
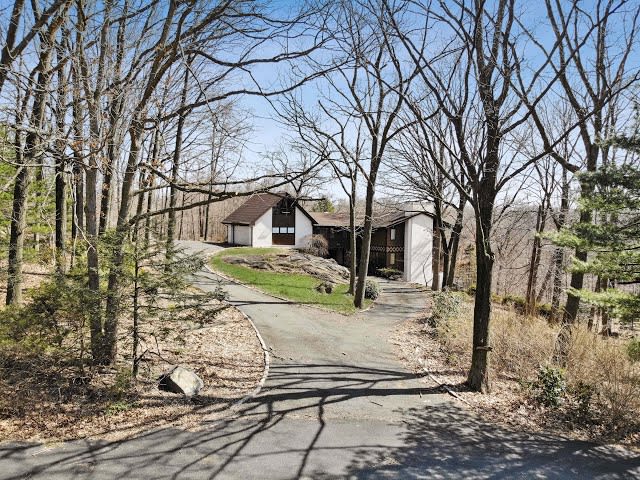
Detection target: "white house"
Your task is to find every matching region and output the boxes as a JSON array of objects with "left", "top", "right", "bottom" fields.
[
  {"left": 222, "top": 193, "right": 314, "bottom": 249},
  {"left": 222, "top": 193, "right": 439, "bottom": 286}
]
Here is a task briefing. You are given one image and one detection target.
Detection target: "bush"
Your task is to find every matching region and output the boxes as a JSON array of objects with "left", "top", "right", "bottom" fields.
[
  {"left": 429, "top": 291, "right": 462, "bottom": 328},
  {"left": 627, "top": 338, "right": 640, "bottom": 363},
  {"left": 364, "top": 279, "right": 380, "bottom": 300},
  {"left": 567, "top": 327, "right": 640, "bottom": 426},
  {"left": 377, "top": 267, "right": 403, "bottom": 280},
  {"left": 532, "top": 365, "right": 566, "bottom": 408},
  {"left": 300, "top": 234, "right": 329, "bottom": 257},
  {"left": 434, "top": 298, "right": 557, "bottom": 382},
  {"left": 0, "top": 276, "right": 90, "bottom": 352}
]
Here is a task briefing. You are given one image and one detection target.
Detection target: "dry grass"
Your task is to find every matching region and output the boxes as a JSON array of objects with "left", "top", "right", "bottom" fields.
[
  {"left": 436, "top": 298, "right": 557, "bottom": 383},
  {"left": 0, "top": 296, "right": 264, "bottom": 442},
  {"left": 394, "top": 292, "right": 640, "bottom": 448}
]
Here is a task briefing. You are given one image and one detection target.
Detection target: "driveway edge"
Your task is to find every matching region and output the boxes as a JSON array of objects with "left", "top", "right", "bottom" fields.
[{"left": 204, "top": 265, "right": 270, "bottom": 408}]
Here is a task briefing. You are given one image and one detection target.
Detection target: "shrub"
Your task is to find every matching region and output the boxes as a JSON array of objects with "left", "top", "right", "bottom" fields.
[
  {"left": 434, "top": 298, "right": 556, "bottom": 382},
  {"left": 365, "top": 279, "right": 380, "bottom": 300},
  {"left": 627, "top": 338, "right": 640, "bottom": 363},
  {"left": 567, "top": 327, "right": 640, "bottom": 426},
  {"left": 0, "top": 276, "right": 90, "bottom": 352},
  {"left": 532, "top": 365, "right": 566, "bottom": 408},
  {"left": 377, "top": 267, "right": 403, "bottom": 280},
  {"left": 429, "top": 291, "right": 462, "bottom": 328},
  {"left": 300, "top": 234, "right": 329, "bottom": 257}
]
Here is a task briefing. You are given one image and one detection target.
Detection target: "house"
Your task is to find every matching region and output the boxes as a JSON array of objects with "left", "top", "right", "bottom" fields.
[
  {"left": 222, "top": 192, "right": 438, "bottom": 286},
  {"left": 222, "top": 193, "right": 315, "bottom": 248}
]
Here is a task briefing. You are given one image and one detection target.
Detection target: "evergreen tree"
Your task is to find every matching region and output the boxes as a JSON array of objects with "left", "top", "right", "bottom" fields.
[{"left": 556, "top": 134, "right": 640, "bottom": 326}]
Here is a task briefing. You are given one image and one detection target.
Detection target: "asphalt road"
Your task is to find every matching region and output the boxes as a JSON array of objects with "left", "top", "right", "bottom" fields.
[{"left": 1, "top": 241, "right": 638, "bottom": 479}]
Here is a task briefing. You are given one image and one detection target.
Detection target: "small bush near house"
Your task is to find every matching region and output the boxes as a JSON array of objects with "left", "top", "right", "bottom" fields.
[
  {"left": 377, "top": 267, "right": 403, "bottom": 280},
  {"left": 300, "top": 234, "right": 329, "bottom": 257},
  {"left": 531, "top": 365, "right": 566, "bottom": 408},
  {"left": 365, "top": 279, "right": 380, "bottom": 300}
]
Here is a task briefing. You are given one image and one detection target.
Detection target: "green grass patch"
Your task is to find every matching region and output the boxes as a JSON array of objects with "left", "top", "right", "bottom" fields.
[{"left": 211, "top": 247, "right": 369, "bottom": 314}]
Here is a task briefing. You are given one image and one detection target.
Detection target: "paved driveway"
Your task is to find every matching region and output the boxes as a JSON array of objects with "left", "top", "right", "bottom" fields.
[{"left": 1, "top": 241, "right": 638, "bottom": 479}]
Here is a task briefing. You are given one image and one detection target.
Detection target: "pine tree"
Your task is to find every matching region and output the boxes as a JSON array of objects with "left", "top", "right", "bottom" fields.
[{"left": 556, "top": 134, "right": 640, "bottom": 328}]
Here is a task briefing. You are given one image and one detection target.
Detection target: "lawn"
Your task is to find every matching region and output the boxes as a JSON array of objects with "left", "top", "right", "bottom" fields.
[{"left": 210, "top": 247, "right": 369, "bottom": 314}]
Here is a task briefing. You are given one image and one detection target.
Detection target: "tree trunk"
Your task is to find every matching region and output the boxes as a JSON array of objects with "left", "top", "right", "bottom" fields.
[
  {"left": 54, "top": 43, "right": 67, "bottom": 273},
  {"left": 165, "top": 65, "right": 190, "bottom": 265},
  {"left": 445, "top": 205, "right": 464, "bottom": 288},
  {"left": 525, "top": 205, "right": 545, "bottom": 315},
  {"left": 103, "top": 121, "right": 143, "bottom": 364},
  {"left": 348, "top": 184, "right": 357, "bottom": 295},
  {"left": 6, "top": 28, "right": 55, "bottom": 304},
  {"left": 354, "top": 168, "right": 377, "bottom": 308},
  {"left": 467, "top": 197, "right": 494, "bottom": 393},
  {"left": 432, "top": 221, "right": 441, "bottom": 291}
]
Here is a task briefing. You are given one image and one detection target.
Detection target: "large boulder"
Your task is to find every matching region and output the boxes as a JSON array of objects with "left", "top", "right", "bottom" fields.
[
  {"left": 158, "top": 366, "right": 204, "bottom": 397},
  {"left": 223, "top": 252, "right": 350, "bottom": 284}
]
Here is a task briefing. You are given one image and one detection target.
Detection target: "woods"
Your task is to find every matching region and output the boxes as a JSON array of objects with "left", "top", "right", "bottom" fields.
[{"left": 0, "top": 0, "right": 639, "bottom": 432}]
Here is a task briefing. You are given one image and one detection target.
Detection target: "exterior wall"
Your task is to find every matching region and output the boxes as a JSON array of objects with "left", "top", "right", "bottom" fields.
[
  {"left": 294, "top": 207, "right": 313, "bottom": 247},
  {"left": 252, "top": 209, "right": 273, "bottom": 247},
  {"left": 232, "top": 225, "right": 252, "bottom": 246},
  {"left": 403, "top": 214, "right": 434, "bottom": 286}
]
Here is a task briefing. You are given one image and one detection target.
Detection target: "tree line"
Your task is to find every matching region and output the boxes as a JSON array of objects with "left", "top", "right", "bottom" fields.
[{"left": 0, "top": 0, "right": 638, "bottom": 393}]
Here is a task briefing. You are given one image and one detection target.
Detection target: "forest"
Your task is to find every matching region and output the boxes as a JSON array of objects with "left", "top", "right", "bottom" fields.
[{"left": 0, "top": 0, "right": 639, "bottom": 445}]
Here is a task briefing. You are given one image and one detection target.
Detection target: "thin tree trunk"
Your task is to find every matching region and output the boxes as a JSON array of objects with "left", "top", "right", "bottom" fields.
[
  {"left": 54, "top": 43, "right": 67, "bottom": 273},
  {"left": 6, "top": 22, "right": 57, "bottom": 304},
  {"left": 445, "top": 204, "right": 464, "bottom": 288},
  {"left": 348, "top": 184, "right": 357, "bottom": 295},
  {"left": 432, "top": 221, "right": 441, "bottom": 291},
  {"left": 165, "top": 64, "right": 190, "bottom": 265},
  {"left": 354, "top": 166, "right": 378, "bottom": 308},
  {"left": 103, "top": 121, "right": 143, "bottom": 364}
]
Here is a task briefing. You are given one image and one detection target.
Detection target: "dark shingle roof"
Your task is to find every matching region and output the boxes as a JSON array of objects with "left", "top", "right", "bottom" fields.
[
  {"left": 309, "top": 212, "right": 352, "bottom": 227},
  {"left": 309, "top": 210, "right": 423, "bottom": 229},
  {"left": 221, "top": 193, "right": 283, "bottom": 225}
]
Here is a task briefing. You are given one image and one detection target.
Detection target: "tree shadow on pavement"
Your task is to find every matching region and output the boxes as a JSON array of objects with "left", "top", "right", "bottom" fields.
[{"left": 1, "top": 363, "right": 638, "bottom": 479}]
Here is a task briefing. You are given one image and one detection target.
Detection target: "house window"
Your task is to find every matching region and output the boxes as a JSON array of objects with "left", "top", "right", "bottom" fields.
[
  {"left": 390, "top": 253, "right": 396, "bottom": 265},
  {"left": 273, "top": 227, "right": 295, "bottom": 234},
  {"left": 390, "top": 228, "right": 396, "bottom": 240}
]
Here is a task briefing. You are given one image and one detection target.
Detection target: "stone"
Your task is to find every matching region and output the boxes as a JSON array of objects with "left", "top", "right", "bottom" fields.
[
  {"left": 158, "top": 366, "right": 204, "bottom": 397},
  {"left": 223, "top": 252, "right": 350, "bottom": 284}
]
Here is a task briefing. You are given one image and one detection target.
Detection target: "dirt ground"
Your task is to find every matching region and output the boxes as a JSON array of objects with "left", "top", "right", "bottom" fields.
[
  {"left": 393, "top": 312, "right": 640, "bottom": 450},
  {"left": 0, "top": 286, "right": 264, "bottom": 443}
]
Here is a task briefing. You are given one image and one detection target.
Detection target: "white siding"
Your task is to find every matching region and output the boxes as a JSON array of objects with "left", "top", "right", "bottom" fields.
[
  {"left": 295, "top": 207, "right": 314, "bottom": 248},
  {"left": 233, "top": 225, "right": 252, "bottom": 246},
  {"left": 403, "top": 214, "right": 433, "bottom": 286},
  {"left": 252, "top": 209, "right": 273, "bottom": 247}
]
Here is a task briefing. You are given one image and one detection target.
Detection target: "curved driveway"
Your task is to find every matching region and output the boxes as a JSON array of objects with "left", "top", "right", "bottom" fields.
[{"left": 1, "top": 241, "right": 639, "bottom": 479}]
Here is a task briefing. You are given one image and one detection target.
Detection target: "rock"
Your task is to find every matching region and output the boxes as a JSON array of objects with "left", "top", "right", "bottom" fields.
[
  {"left": 223, "top": 252, "right": 350, "bottom": 284},
  {"left": 158, "top": 366, "right": 204, "bottom": 397},
  {"left": 315, "top": 281, "right": 335, "bottom": 294}
]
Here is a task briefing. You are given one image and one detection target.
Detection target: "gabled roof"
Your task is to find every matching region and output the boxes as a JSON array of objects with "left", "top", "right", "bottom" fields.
[
  {"left": 222, "top": 192, "right": 317, "bottom": 226},
  {"left": 222, "top": 193, "right": 283, "bottom": 226}
]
